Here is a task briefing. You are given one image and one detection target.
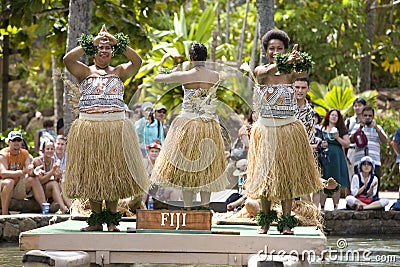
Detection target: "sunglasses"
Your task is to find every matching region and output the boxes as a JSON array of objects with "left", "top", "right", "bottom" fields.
[
  {"left": 156, "top": 110, "right": 166, "bottom": 114},
  {"left": 11, "top": 138, "right": 22, "bottom": 142}
]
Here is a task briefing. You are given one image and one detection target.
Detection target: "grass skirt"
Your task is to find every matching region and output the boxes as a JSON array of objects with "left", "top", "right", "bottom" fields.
[
  {"left": 246, "top": 119, "right": 323, "bottom": 201},
  {"left": 151, "top": 116, "right": 228, "bottom": 192},
  {"left": 65, "top": 114, "right": 149, "bottom": 200}
]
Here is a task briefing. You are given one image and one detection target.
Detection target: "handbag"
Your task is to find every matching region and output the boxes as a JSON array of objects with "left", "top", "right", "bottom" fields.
[
  {"left": 356, "top": 194, "right": 373, "bottom": 204},
  {"left": 230, "top": 138, "right": 247, "bottom": 161},
  {"left": 354, "top": 126, "right": 368, "bottom": 148}
]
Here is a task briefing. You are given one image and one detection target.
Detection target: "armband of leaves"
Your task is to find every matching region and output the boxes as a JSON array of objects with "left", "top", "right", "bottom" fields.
[
  {"left": 274, "top": 52, "right": 294, "bottom": 74},
  {"left": 113, "top": 33, "right": 130, "bottom": 56},
  {"left": 277, "top": 215, "right": 298, "bottom": 233},
  {"left": 293, "top": 51, "right": 314, "bottom": 73},
  {"left": 256, "top": 210, "right": 278, "bottom": 226},
  {"left": 78, "top": 33, "right": 97, "bottom": 57},
  {"left": 322, "top": 181, "right": 341, "bottom": 196},
  {"left": 102, "top": 209, "right": 122, "bottom": 226}
]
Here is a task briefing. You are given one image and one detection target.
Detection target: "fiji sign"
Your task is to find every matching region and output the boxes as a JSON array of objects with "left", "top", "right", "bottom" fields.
[{"left": 136, "top": 210, "right": 212, "bottom": 230}]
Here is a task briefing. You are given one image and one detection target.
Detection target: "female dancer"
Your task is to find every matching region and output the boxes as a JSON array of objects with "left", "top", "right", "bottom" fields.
[
  {"left": 63, "top": 25, "right": 148, "bottom": 231},
  {"left": 151, "top": 42, "right": 227, "bottom": 209},
  {"left": 246, "top": 29, "right": 322, "bottom": 234}
]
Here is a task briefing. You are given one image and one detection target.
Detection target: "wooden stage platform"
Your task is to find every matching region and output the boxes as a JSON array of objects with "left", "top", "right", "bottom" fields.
[{"left": 20, "top": 220, "right": 326, "bottom": 266}]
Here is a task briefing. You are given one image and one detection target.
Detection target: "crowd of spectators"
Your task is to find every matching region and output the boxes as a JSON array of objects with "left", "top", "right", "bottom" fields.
[{"left": 0, "top": 94, "right": 399, "bottom": 215}]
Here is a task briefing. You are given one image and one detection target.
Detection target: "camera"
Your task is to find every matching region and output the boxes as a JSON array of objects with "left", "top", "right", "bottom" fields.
[{"left": 365, "top": 119, "right": 372, "bottom": 126}]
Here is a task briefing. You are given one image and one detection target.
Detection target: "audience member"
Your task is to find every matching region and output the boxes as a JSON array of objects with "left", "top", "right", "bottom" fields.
[
  {"left": 53, "top": 135, "right": 72, "bottom": 209},
  {"left": 56, "top": 118, "right": 64, "bottom": 136},
  {"left": 294, "top": 76, "right": 316, "bottom": 201},
  {"left": 237, "top": 110, "right": 258, "bottom": 150},
  {"left": 131, "top": 103, "right": 143, "bottom": 123},
  {"left": 0, "top": 131, "right": 46, "bottom": 215},
  {"left": 226, "top": 159, "right": 248, "bottom": 211},
  {"left": 391, "top": 126, "right": 400, "bottom": 198},
  {"left": 31, "top": 141, "right": 70, "bottom": 214},
  {"left": 346, "top": 156, "right": 389, "bottom": 210},
  {"left": 350, "top": 106, "right": 387, "bottom": 194},
  {"left": 154, "top": 104, "right": 169, "bottom": 137},
  {"left": 345, "top": 98, "right": 366, "bottom": 179},
  {"left": 320, "top": 109, "right": 350, "bottom": 210},
  {"left": 135, "top": 102, "right": 164, "bottom": 156},
  {"left": 34, "top": 119, "right": 57, "bottom": 155}
]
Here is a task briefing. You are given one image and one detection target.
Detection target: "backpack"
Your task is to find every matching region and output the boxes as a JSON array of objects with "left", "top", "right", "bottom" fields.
[
  {"left": 354, "top": 126, "right": 368, "bottom": 148},
  {"left": 390, "top": 198, "right": 400, "bottom": 211}
]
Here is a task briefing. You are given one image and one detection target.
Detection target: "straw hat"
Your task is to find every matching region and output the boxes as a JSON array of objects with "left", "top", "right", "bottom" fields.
[{"left": 233, "top": 159, "right": 248, "bottom": 176}]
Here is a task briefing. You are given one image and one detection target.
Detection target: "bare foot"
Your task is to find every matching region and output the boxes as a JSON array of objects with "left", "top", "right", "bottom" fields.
[
  {"left": 257, "top": 224, "right": 270, "bottom": 234},
  {"left": 80, "top": 224, "right": 103, "bottom": 232},
  {"left": 282, "top": 226, "right": 294, "bottom": 235},
  {"left": 107, "top": 224, "right": 120, "bottom": 232}
]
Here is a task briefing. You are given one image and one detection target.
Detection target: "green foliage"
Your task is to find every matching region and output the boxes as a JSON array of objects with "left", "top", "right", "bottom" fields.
[
  {"left": 375, "top": 111, "right": 400, "bottom": 191},
  {"left": 309, "top": 75, "right": 377, "bottom": 117}
]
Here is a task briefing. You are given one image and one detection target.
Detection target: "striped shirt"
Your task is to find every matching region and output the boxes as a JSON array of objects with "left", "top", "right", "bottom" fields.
[{"left": 351, "top": 124, "right": 387, "bottom": 166}]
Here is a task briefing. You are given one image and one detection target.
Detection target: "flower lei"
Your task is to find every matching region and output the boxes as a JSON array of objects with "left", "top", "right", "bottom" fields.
[
  {"left": 274, "top": 51, "right": 314, "bottom": 74},
  {"left": 78, "top": 32, "right": 130, "bottom": 57}
]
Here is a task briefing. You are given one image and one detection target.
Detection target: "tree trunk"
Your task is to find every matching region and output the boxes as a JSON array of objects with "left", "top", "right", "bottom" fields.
[
  {"left": 358, "top": 0, "right": 376, "bottom": 92},
  {"left": 225, "top": 0, "right": 230, "bottom": 43},
  {"left": 236, "top": 0, "right": 250, "bottom": 67},
  {"left": 63, "top": 0, "right": 92, "bottom": 135},
  {"left": 256, "top": 0, "right": 274, "bottom": 65},
  {"left": 1, "top": 0, "right": 10, "bottom": 131},
  {"left": 52, "top": 55, "right": 64, "bottom": 121}
]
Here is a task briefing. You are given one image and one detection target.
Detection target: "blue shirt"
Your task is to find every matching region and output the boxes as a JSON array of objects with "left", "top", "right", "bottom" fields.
[
  {"left": 394, "top": 126, "right": 400, "bottom": 163},
  {"left": 135, "top": 117, "right": 164, "bottom": 146}
]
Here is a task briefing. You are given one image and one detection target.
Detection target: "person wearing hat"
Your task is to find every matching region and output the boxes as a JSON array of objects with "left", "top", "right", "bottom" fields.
[
  {"left": 226, "top": 159, "right": 248, "bottom": 211},
  {"left": 345, "top": 156, "right": 389, "bottom": 210},
  {"left": 135, "top": 102, "right": 165, "bottom": 157},
  {"left": 154, "top": 104, "right": 169, "bottom": 137},
  {"left": 0, "top": 131, "right": 47, "bottom": 215}
]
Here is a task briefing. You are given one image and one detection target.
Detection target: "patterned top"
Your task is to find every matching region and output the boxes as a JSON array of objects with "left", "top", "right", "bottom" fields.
[
  {"left": 181, "top": 85, "right": 218, "bottom": 121},
  {"left": 79, "top": 74, "right": 125, "bottom": 113},
  {"left": 295, "top": 100, "right": 315, "bottom": 143},
  {"left": 350, "top": 124, "right": 387, "bottom": 166},
  {"left": 256, "top": 84, "right": 297, "bottom": 119}
]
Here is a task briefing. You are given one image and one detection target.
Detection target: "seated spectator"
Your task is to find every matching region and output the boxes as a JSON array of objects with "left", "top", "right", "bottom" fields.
[
  {"left": 135, "top": 102, "right": 164, "bottom": 157},
  {"left": 53, "top": 135, "right": 72, "bottom": 209},
  {"left": 31, "top": 141, "right": 70, "bottom": 214},
  {"left": 0, "top": 131, "right": 46, "bottom": 215},
  {"left": 346, "top": 156, "right": 389, "bottom": 210},
  {"left": 226, "top": 159, "right": 248, "bottom": 211}
]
